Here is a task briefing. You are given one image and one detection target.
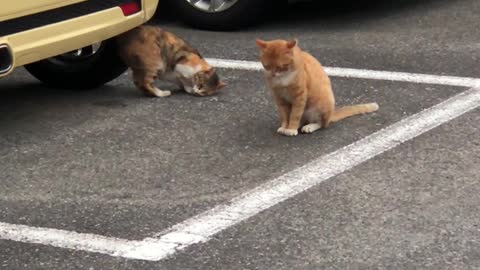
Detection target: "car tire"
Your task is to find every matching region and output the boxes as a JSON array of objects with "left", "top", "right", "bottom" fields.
[
  {"left": 24, "top": 38, "right": 127, "bottom": 90},
  {"left": 171, "top": 0, "right": 276, "bottom": 30}
]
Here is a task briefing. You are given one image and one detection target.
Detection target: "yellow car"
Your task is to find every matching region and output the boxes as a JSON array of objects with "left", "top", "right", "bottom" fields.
[{"left": 0, "top": 0, "right": 159, "bottom": 89}]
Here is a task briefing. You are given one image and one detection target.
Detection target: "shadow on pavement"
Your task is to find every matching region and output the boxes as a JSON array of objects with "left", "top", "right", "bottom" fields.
[{"left": 154, "top": 0, "right": 465, "bottom": 30}]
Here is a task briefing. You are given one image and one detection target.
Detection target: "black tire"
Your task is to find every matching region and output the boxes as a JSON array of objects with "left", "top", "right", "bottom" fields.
[
  {"left": 24, "top": 38, "right": 127, "bottom": 90},
  {"left": 171, "top": 0, "right": 274, "bottom": 30}
]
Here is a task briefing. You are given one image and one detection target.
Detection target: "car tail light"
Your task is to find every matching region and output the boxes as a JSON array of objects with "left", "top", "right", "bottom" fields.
[{"left": 120, "top": 1, "right": 141, "bottom": 16}]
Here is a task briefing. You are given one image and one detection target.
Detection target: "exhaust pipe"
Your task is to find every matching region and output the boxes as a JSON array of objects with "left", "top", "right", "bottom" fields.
[{"left": 0, "top": 44, "right": 13, "bottom": 75}]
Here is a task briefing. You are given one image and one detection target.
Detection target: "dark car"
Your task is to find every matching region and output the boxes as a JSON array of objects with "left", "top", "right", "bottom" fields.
[{"left": 170, "top": 0, "right": 286, "bottom": 30}]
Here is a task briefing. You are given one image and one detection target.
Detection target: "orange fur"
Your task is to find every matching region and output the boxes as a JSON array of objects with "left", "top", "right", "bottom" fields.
[{"left": 256, "top": 38, "right": 379, "bottom": 136}]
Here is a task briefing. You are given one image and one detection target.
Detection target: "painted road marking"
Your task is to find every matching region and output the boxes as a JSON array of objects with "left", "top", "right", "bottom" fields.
[
  {"left": 1, "top": 87, "right": 479, "bottom": 261},
  {"left": 206, "top": 58, "right": 480, "bottom": 88}
]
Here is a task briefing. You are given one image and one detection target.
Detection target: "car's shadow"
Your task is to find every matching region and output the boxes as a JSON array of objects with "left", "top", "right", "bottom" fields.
[
  {"left": 0, "top": 72, "right": 136, "bottom": 138},
  {"left": 0, "top": 69, "right": 221, "bottom": 139}
]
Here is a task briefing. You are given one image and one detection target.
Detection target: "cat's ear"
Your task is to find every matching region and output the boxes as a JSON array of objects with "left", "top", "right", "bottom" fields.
[
  {"left": 286, "top": 39, "right": 297, "bottom": 49},
  {"left": 256, "top": 39, "right": 268, "bottom": 49},
  {"left": 217, "top": 81, "right": 227, "bottom": 90}
]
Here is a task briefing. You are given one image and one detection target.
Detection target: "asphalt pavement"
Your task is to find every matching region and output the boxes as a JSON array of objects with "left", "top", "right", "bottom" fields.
[{"left": 1, "top": 0, "right": 479, "bottom": 269}]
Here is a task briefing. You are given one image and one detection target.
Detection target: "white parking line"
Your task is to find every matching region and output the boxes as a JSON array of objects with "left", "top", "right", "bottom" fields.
[
  {"left": 0, "top": 222, "right": 155, "bottom": 258},
  {"left": 206, "top": 58, "right": 480, "bottom": 88},
  {"left": 1, "top": 87, "right": 479, "bottom": 261}
]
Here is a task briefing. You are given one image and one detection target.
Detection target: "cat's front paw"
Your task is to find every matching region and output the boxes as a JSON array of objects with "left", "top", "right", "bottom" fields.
[
  {"left": 277, "top": 127, "right": 298, "bottom": 136},
  {"left": 277, "top": 127, "right": 287, "bottom": 134},
  {"left": 151, "top": 88, "right": 172, "bottom": 97},
  {"left": 156, "top": 90, "right": 172, "bottom": 97}
]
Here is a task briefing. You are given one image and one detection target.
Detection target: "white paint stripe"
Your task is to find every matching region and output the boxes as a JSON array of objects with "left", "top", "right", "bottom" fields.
[
  {"left": 0, "top": 222, "right": 156, "bottom": 258},
  {"left": 206, "top": 58, "right": 480, "bottom": 88},
  {"left": 1, "top": 87, "right": 478, "bottom": 261},
  {"left": 0, "top": 221, "right": 179, "bottom": 261},
  {"left": 135, "top": 87, "right": 480, "bottom": 261}
]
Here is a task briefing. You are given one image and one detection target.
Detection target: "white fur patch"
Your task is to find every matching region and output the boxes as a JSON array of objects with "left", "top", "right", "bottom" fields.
[
  {"left": 151, "top": 88, "right": 171, "bottom": 98},
  {"left": 184, "top": 85, "right": 195, "bottom": 94},
  {"left": 270, "top": 70, "right": 298, "bottom": 87},
  {"left": 301, "top": 123, "right": 321, "bottom": 133},
  {"left": 277, "top": 127, "right": 298, "bottom": 136},
  {"left": 192, "top": 85, "right": 202, "bottom": 95},
  {"left": 175, "top": 64, "right": 202, "bottom": 78}
]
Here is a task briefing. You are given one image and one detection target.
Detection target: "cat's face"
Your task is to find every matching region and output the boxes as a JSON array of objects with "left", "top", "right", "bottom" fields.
[
  {"left": 192, "top": 68, "right": 226, "bottom": 96},
  {"left": 256, "top": 39, "right": 297, "bottom": 77}
]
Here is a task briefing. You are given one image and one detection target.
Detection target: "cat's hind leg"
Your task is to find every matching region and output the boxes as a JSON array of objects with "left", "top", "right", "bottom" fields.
[
  {"left": 302, "top": 111, "right": 332, "bottom": 133},
  {"left": 300, "top": 106, "right": 322, "bottom": 134},
  {"left": 321, "top": 111, "right": 333, "bottom": 129},
  {"left": 301, "top": 123, "right": 321, "bottom": 133},
  {"left": 133, "top": 70, "right": 171, "bottom": 97}
]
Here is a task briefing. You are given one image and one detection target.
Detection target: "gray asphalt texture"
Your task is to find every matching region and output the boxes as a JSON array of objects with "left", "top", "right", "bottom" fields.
[{"left": 1, "top": 0, "right": 479, "bottom": 269}]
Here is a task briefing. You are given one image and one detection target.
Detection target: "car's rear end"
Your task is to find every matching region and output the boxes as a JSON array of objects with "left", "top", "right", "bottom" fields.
[{"left": 0, "top": 0, "right": 158, "bottom": 88}]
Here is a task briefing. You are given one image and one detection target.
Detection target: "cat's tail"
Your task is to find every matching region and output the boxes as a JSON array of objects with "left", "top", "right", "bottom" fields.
[{"left": 331, "top": 103, "right": 379, "bottom": 122}]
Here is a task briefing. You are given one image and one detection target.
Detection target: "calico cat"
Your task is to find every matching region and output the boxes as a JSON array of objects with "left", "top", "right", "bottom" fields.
[
  {"left": 117, "top": 25, "right": 226, "bottom": 97},
  {"left": 256, "top": 38, "right": 379, "bottom": 136}
]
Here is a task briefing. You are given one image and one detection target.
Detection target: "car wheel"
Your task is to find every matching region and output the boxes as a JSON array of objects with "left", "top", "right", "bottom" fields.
[
  {"left": 24, "top": 38, "right": 127, "bottom": 90},
  {"left": 171, "top": 0, "right": 275, "bottom": 30}
]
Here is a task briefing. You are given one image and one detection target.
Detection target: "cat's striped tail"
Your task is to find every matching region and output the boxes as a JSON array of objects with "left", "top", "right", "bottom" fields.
[{"left": 331, "top": 103, "right": 379, "bottom": 122}]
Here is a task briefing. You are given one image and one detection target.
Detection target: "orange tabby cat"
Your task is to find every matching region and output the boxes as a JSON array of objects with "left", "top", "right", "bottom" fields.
[
  {"left": 117, "top": 25, "right": 226, "bottom": 97},
  {"left": 256, "top": 38, "right": 379, "bottom": 136}
]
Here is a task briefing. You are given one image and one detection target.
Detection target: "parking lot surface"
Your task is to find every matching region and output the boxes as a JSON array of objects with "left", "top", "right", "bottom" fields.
[{"left": 1, "top": 0, "right": 479, "bottom": 269}]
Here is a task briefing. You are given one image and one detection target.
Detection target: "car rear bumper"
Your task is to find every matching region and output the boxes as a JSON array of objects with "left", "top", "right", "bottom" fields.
[{"left": 0, "top": 0, "right": 158, "bottom": 77}]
